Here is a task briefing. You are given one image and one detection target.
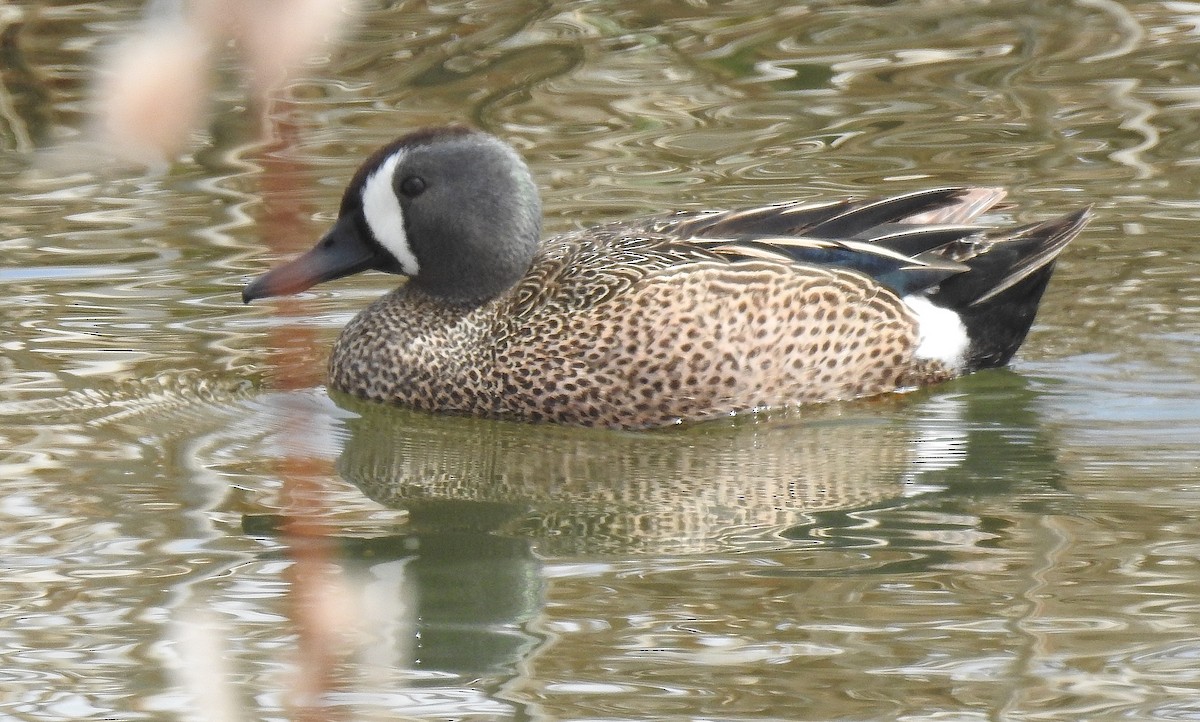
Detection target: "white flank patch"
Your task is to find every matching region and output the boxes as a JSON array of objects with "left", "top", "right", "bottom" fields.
[
  {"left": 361, "top": 150, "right": 419, "bottom": 275},
  {"left": 903, "top": 294, "right": 969, "bottom": 369}
]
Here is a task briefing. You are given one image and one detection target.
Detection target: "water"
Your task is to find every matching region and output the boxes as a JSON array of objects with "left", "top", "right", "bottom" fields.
[{"left": 2, "top": 1, "right": 1200, "bottom": 719}]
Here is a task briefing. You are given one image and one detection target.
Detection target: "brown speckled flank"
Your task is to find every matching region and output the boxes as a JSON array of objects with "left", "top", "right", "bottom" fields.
[
  {"left": 328, "top": 210, "right": 1013, "bottom": 428},
  {"left": 244, "top": 128, "right": 1091, "bottom": 429}
]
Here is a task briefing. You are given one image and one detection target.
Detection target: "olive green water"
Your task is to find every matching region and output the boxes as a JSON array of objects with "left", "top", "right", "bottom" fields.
[{"left": 2, "top": 1, "right": 1200, "bottom": 720}]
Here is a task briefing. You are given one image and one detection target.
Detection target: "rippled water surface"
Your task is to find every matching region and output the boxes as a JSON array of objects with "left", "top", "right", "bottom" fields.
[{"left": 3, "top": 1, "right": 1200, "bottom": 720}]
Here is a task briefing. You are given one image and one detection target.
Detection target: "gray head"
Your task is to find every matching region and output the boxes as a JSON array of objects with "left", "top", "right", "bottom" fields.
[{"left": 242, "top": 126, "right": 543, "bottom": 304}]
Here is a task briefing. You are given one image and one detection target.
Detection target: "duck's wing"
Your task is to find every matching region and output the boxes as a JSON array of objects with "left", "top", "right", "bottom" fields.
[
  {"left": 656, "top": 187, "right": 1089, "bottom": 307},
  {"left": 690, "top": 234, "right": 969, "bottom": 297},
  {"left": 545, "top": 186, "right": 1081, "bottom": 317},
  {"left": 667, "top": 187, "right": 1007, "bottom": 241},
  {"left": 639, "top": 187, "right": 1010, "bottom": 296}
]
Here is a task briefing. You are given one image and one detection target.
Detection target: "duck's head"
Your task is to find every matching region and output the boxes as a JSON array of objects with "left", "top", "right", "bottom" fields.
[{"left": 242, "top": 126, "right": 542, "bottom": 305}]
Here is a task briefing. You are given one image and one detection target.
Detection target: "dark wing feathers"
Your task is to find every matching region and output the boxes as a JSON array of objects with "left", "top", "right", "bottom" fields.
[
  {"left": 802, "top": 187, "right": 973, "bottom": 239},
  {"left": 696, "top": 233, "right": 968, "bottom": 296},
  {"left": 670, "top": 186, "right": 1006, "bottom": 240},
  {"left": 670, "top": 187, "right": 986, "bottom": 240},
  {"left": 850, "top": 225, "right": 988, "bottom": 256},
  {"left": 657, "top": 186, "right": 1085, "bottom": 304},
  {"left": 670, "top": 198, "right": 855, "bottom": 238}
]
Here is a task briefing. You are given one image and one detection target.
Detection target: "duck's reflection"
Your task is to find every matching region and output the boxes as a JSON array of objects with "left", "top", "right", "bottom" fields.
[
  {"left": 334, "top": 394, "right": 949, "bottom": 556},
  {"left": 248, "top": 372, "right": 1061, "bottom": 679}
]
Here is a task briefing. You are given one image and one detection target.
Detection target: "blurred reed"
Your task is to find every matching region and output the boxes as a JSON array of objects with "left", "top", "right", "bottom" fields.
[{"left": 91, "top": 2, "right": 371, "bottom": 719}]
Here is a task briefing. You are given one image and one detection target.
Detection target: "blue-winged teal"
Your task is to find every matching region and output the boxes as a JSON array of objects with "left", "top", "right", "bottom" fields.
[{"left": 243, "top": 126, "right": 1090, "bottom": 429}]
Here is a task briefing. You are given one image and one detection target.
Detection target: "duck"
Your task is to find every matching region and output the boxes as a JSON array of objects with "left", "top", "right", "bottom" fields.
[{"left": 242, "top": 125, "right": 1090, "bottom": 429}]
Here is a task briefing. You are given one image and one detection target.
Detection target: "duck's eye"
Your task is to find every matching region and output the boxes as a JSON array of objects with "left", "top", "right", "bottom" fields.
[{"left": 399, "top": 176, "right": 427, "bottom": 198}]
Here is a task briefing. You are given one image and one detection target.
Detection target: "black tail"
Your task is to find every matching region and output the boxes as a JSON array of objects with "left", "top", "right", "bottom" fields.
[{"left": 928, "top": 208, "right": 1091, "bottom": 370}]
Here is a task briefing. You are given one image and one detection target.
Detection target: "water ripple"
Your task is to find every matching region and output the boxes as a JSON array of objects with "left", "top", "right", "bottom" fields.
[{"left": 3, "top": 1, "right": 1200, "bottom": 720}]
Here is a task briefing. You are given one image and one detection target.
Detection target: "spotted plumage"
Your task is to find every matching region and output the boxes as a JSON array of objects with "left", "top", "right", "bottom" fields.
[{"left": 243, "top": 126, "right": 1090, "bottom": 429}]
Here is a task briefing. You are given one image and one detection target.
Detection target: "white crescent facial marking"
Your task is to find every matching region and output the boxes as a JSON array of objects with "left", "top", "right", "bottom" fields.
[
  {"left": 361, "top": 150, "right": 420, "bottom": 275},
  {"left": 904, "top": 294, "right": 969, "bottom": 369}
]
